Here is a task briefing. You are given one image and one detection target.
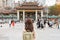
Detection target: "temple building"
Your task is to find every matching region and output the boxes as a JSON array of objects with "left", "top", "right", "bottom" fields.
[
  {"left": 56, "top": 0, "right": 60, "bottom": 5},
  {"left": 6, "top": 0, "right": 15, "bottom": 8},
  {"left": 16, "top": 1, "right": 45, "bottom": 22},
  {"left": 0, "top": 0, "right": 15, "bottom": 8},
  {"left": 0, "top": 0, "right": 4, "bottom": 8},
  {"left": 0, "top": 0, "right": 17, "bottom": 22},
  {"left": 0, "top": 0, "right": 46, "bottom": 22}
]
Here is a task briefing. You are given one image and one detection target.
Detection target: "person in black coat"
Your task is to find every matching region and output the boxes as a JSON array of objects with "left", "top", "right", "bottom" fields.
[
  {"left": 37, "top": 19, "right": 41, "bottom": 28},
  {"left": 44, "top": 20, "right": 46, "bottom": 25}
]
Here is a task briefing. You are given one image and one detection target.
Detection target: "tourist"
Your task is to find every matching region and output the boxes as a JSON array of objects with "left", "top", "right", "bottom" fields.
[
  {"left": 11, "top": 20, "right": 15, "bottom": 27},
  {"left": 40, "top": 19, "right": 44, "bottom": 29},
  {"left": 48, "top": 20, "right": 53, "bottom": 28},
  {"left": 23, "top": 18, "right": 35, "bottom": 40},
  {"left": 44, "top": 20, "right": 46, "bottom": 25},
  {"left": 37, "top": 19, "right": 40, "bottom": 28},
  {"left": 9, "top": 20, "right": 11, "bottom": 27}
]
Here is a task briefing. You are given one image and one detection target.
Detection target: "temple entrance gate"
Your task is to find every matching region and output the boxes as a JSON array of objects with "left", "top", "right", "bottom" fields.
[{"left": 16, "top": 2, "right": 44, "bottom": 22}]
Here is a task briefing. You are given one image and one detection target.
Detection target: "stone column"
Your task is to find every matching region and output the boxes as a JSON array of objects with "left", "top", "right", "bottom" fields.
[
  {"left": 17, "top": 10, "right": 19, "bottom": 20},
  {"left": 41, "top": 10, "right": 44, "bottom": 25},
  {"left": 35, "top": 10, "right": 38, "bottom": 22},
  {"left": 23, "top": 10, "right": 25, "bottom": 22},
  {"left": 41, "top": 10, "right": 43, "bottom": 18}
]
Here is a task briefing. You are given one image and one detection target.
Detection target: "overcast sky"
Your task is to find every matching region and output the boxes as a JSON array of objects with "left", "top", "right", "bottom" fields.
[
  {"left": 15, "top": 0, "right": 56, "bottom": 6},
  {"left": 46, "top": 0, "right": 56, "bottom": 6}
]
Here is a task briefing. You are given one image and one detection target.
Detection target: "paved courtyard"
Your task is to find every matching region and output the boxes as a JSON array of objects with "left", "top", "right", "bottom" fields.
[{"left": 0, "top": 22, "right": 60, "bottom": 40}]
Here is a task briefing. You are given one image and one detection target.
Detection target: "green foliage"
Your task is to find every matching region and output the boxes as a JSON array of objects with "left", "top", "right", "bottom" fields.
[{"left": 49, "top": 5, "right": 60, "bottom": 16}]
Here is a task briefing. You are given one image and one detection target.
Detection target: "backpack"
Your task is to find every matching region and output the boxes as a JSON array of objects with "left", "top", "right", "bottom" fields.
[{"left": 23, "top": 31, "right": 34, "bottom": 40}]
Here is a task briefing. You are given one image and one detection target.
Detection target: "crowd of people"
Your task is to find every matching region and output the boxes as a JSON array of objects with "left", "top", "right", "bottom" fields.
[
  {"left": 0, "top": 18, "right": 60, "bottom": 40},
  {"left": 37, "top": 18, "right": 60, "bottom": 29},
  {"left": 23, "top": 18, "right": 60, "bottom": 40}
]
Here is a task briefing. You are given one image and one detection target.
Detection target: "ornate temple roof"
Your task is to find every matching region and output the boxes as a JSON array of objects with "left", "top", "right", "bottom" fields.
[
  {"left": 21, "top": 2, "right": 39, "bottom": 6},
  {"left": 16, "top": 2, "right": 44, "bottom": 10},
  {"left": 0, "top": 8, "right": 17, "bottom": 14},
  {"left": 2, "top": 10, "right": 10, "bottom": 14},
  {"left": 0, "top": 2, "right": 44, "bottom": 14},
  {"left": 0, "top": 5, "right": 17, "bottom": 14},
  {"left": 16, "top": 6, "right": 44, "bottom": 10}
]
